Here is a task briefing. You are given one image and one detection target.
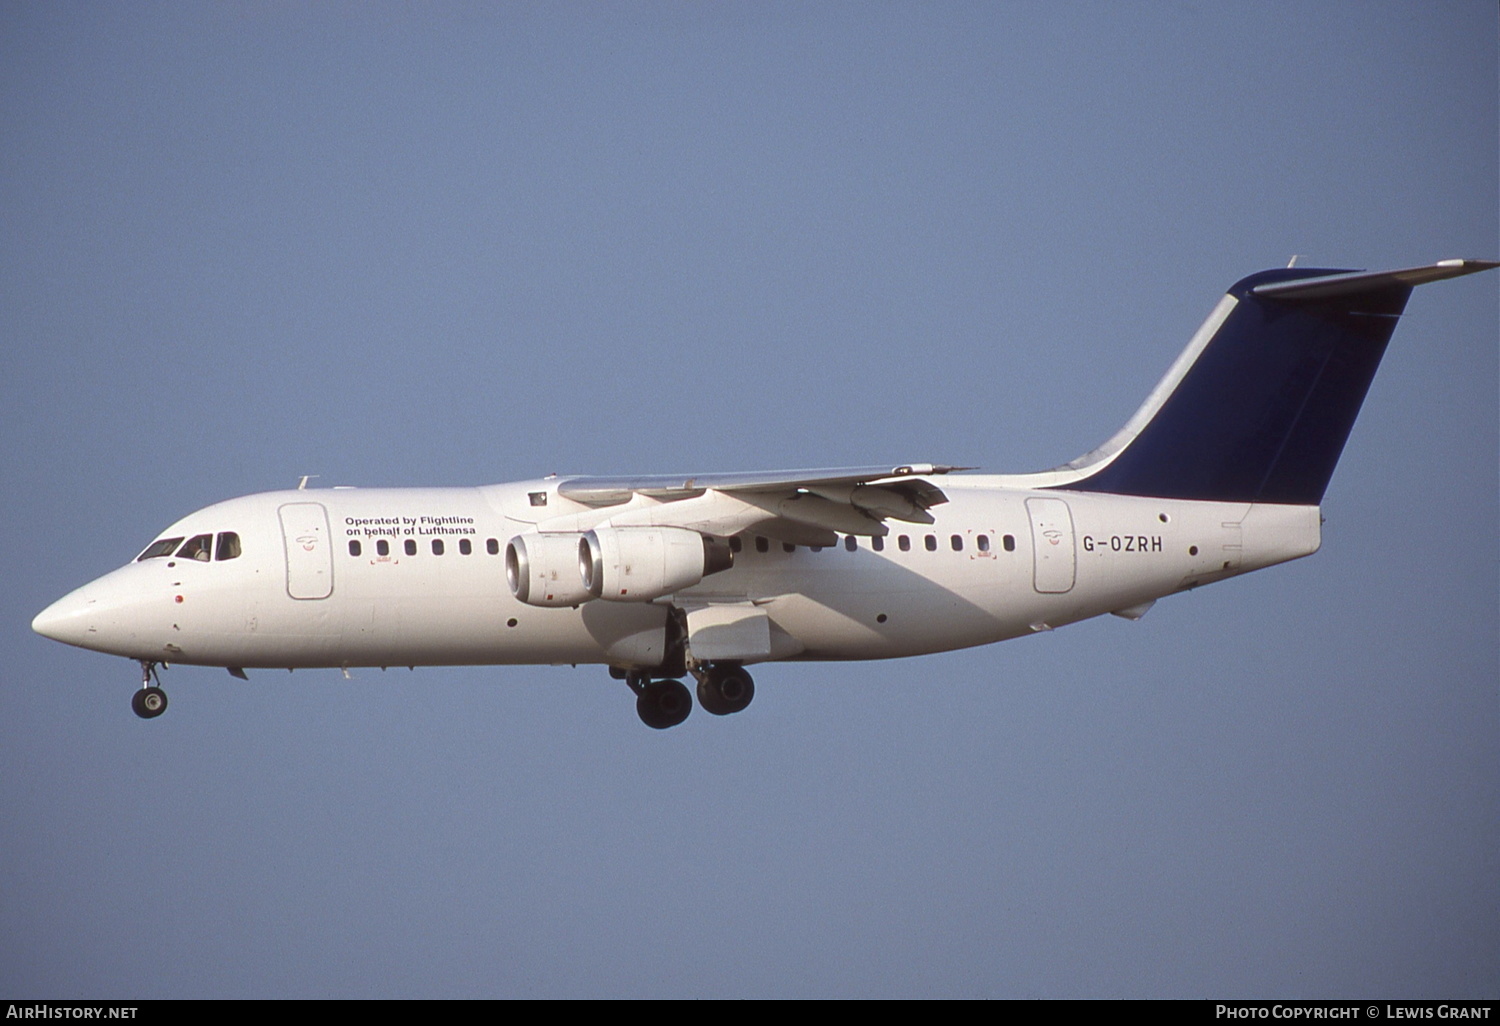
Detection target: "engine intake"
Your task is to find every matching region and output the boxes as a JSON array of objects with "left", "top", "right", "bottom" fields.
[
  {"left": 580, "top": 527, "right": 733, "bottom": 602},
  {"left": 506, "top": 532, "right": 593, "bottom": 607}
]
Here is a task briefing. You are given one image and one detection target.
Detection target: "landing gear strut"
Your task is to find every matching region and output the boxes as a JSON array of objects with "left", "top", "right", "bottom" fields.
[
  {"left": 625, "top": 671, "right": 692, "bottom": 730},
  {"left": 616, "top": 661, "right": 756, "bottom": 728},
  {"left": 695, "top": 664, "right": 755, "bottom": 716},
  {"left": 133, "top": 660, "right": 168, "bottom": 719}
]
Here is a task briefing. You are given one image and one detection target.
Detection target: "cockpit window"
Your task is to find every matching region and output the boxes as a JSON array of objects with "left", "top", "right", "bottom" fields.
[
  {"left": 176, "top": 534, "right": 214, "bottom": 562},
  {"left": 137, "top": 537, "right": 184, "bottom": 561},
  {"left": 215, "top": 532, "right": 242, "bottom": 561}
]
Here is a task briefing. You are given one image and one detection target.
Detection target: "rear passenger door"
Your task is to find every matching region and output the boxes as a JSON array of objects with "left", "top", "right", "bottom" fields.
[{"left": 1026, "top": 496, "right": 1076, "bottom": 594}]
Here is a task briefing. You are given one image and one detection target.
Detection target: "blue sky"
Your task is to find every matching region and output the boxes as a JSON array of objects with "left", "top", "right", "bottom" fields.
[{"left": 2, "top": 2, "right": 1495, "bottom": 998}]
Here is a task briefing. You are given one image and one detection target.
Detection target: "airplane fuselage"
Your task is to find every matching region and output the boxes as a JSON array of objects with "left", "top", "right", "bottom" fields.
[{"left": 37, "top": 480, "right": 1320, "bottom": 672}]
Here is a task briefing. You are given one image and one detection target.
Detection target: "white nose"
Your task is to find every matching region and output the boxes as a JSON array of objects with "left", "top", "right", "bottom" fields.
[{"left": 32, "top": 587, "right": 95, "bottom": 647}]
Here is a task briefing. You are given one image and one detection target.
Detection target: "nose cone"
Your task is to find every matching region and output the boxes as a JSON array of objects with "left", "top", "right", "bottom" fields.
[
  {"left": 32, "top": 586, "right": 97, "bottom": 648},
  {"left": 35, "top": 564, "right": 177, "bottom": 660}
]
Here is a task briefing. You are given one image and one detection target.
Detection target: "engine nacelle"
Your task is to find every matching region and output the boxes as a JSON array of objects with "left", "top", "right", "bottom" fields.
[
  {"left": 580, "top": 527, "right": 733, "bottom": 602},
  {"left": 506, "top": 532, "right": 593, "bottom": 607}
]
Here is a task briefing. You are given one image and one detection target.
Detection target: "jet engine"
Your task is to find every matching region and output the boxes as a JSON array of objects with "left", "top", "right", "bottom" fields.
[
  {"left": 580, "top": 527, "right": 733, "bottom": 602},
  {"left": 506, "top": 532, "right": 593, "bottom": 607}
]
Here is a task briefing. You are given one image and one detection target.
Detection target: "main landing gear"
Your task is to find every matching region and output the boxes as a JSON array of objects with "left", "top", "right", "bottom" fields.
[
  {"left": 621, "top": 663, "right": 755, "bottom": 729},
  {"left": 132, "top": 660, "right": 168, "bottom": 719},
  {"left": 629, "top": 674, "right": 693, "bottom": 730},
  {"left": 695, "top": 664, "right": 755, "bottom": 717}
]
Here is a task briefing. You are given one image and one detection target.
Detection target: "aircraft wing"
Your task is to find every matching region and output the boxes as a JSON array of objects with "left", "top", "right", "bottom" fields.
[{"left": 549, "top": 463, "right": 971, "bottom": 544}]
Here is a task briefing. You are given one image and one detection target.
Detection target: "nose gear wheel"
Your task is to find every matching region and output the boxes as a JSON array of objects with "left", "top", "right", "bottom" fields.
[{"left": 133, "top": 660, "right": 168, "bottom": 719}]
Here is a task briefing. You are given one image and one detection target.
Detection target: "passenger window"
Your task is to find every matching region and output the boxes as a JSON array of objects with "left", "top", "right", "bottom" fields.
[
  {"left": 1003, "top": 534, "right": 1016, "bottom": 552},
  {"left": 898, "top": 536, "right": 911, "bottom": 552},
  {"left": 844, "top": 536, "right": 857, "bottom": 552},
  {"left": 177, "top": 534, "right": 213, "bottom": 562},
  {"left": 783, "top": 542, "right": 795, "bottom": 553},
  {"left": 404, "top": 539, "right": 417, "bottom": 556},
  {"left": 137, "top": 537, "right": 184, "bottom": 561},
  {"left": 215, "top": 532, "right": 241, "bottom": 561},
  {"left": 432, "top": 539, "right": 445, "bottom": 555},
  {"left": 755, "top": 537, "right": 769, "bottom": 554},
  {"left": 377, "top": 539, "right": 390, "bottom": 556},
  {"left": 459, "top": 538, "right": 472, "bottom": 555},
  {"left": 924, "top": 535, "right": 937, "bottom": 552},
  {"left": 349, "top": 540, "right": 362, "bottom": 557},
  {"left": 951, "top": 535, "right": 963, "bottom": 552},
  {"left": 729, "top": 536, "right": 743, "bottom": 553},
  {"left": 977, "top": 535, "right": 990, "bottom": 552},
  {"left": 872, "top": 536, "right": 884, "bottom": 552},
  {"left": 487, "top": 538, "right": 499, "bottom": 555}
]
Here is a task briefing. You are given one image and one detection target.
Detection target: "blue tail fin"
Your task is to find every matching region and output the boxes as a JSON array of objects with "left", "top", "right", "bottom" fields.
[{"left": 1065, "top": 260, "right": 1497, "bottom": 505}]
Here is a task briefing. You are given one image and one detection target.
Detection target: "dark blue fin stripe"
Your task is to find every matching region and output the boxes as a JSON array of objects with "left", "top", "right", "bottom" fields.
[{"left": 1067, "top": 267, "right": 1411, "bottom": 505}]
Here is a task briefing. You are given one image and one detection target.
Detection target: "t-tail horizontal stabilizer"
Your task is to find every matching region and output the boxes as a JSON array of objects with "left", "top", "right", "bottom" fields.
[{"left": 1065, "top": 259, "right": 1498, "bottom": 505}]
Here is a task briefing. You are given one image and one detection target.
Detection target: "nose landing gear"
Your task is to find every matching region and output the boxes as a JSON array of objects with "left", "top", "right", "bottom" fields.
[{"left": 132, "top": 660, "right": 168, "bottom": 719}]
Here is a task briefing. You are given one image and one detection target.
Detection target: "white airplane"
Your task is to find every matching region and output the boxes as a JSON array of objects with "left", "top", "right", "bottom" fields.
[{"left": 33, "top": 259, "right": 1497, "bottom": 728}]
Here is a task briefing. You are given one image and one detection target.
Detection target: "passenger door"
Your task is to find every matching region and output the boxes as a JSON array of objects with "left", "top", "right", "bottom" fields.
[
  {"left": 1026, "top": 496, "right": 1076, "bottom": 594},
  {"left": 279, "top": 502, "right": 334, "bottom": 600}
]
